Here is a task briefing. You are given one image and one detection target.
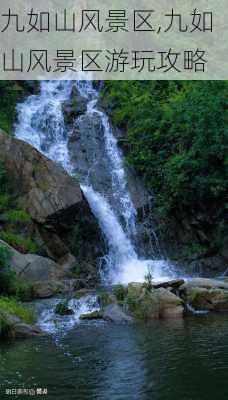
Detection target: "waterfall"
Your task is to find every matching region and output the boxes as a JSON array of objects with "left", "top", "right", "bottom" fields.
[
  {"left": 15, "top": 80, "right": 73, "bottom": 172},
  {"left": 15, "top": 80, "right": 174, "bottom": 284}
]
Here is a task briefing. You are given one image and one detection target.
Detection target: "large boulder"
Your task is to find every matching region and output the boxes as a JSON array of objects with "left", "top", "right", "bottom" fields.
[
  {"left": 180, "top": 278, "right": 228, "bottom": 290},
  {"left": 14, "top": 323, "right": 44, "bottom": 338},
  {"left": 0, "top": 131, "right": 103, "bottom": 263},
  {"left": 0, "top": 239, "right": 64, "bottom": 281},
  {"left": 126, "top": 283, "right": 184, "bottom": 320},
  {"left": 0, "top": 240, "right": 82, "bottom": 298},
  {"left": 157, "top": 288, "right": 184, "bottom": 318},
  {"left": 0, "top": 131, "right": 84, "bottom": 224},
  {"left": 103, "top": 304, "right": 133, "bottom": 323},
  {"left": 179, "top": 278, "right": 228, "bottom": 311},
  {"left": 0, "top": 311, "right": 44, "bottom": 339}
]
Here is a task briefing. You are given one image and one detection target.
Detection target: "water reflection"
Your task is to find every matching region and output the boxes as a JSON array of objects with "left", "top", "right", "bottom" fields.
[{"left": 1, "top": 315, "right": 228, "bottom": 400}]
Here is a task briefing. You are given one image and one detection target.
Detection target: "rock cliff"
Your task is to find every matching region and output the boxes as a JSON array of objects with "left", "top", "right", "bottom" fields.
[{"left": 0, "top": 131, "right": 104, "bottom": 281}]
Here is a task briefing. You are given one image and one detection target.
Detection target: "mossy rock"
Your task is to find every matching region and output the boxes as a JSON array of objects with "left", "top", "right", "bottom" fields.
[
  {"left": 126, "top": 284, "right": 183, "bottom": 320},
  {"left": 55, "top": 301, "right": 74, "bottom": 316},
  {"left": 186, "top": 287, "right": 228, "bottom": 311},
  {"left": 79, "top": 311, "right": 103, "bottom": 320}
]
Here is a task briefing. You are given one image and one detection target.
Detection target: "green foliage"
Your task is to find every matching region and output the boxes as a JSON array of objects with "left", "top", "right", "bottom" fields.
[
  {"left": 113, "top": 284, "right": 128, "bottom": 303},
  {"left": 0, "top": 244, "right": 16, "bottom": 296},
  {"left": 143, "top": 272, "right": 154, "bottom": 293},
  {"left": 102, "top": 81, "right": 228, "bottom": 254},
  {"left": 0, "top": 244, "right": 34, "bottom": 301},
  {"left": 0, "top": 82, "right": 25, "bottom": 134},
  {"left": 126, "top": 285, "right": 159, "bottom": 321},
  {"left": 0, "top": 313, "right": 14, "bottom": 338},
  {"left": 13, "top": 279, "right": 34, "bottom": 302},
  {"left": 4, "top": 209, "right": 31, "bottom": 224},
  {"left": 0, "top": 163, "right": 38, "bottom": 254},
  {"left": 0, "top": 193, "right": 10, "bottom": 211},
  {"left": 0, "top": 297, "right": 35, "bottom": 324},
  {"left": 98, "top": 291, "right": 114, "bottom": 307},
  {"left": 0, "top": 231, "right": 37, "bottom": 254}
]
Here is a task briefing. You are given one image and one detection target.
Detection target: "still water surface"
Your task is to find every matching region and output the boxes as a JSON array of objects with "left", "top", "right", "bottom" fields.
[{"left": 1, "top": 314, "right": 228, "bottom": 400}]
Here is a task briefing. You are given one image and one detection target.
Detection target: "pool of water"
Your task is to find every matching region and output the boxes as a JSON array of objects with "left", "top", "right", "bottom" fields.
[{"left": 1, "top": 313, "right": 228, "bottom": 400}]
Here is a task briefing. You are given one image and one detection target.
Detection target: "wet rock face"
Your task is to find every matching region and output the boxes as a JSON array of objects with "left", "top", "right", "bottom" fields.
[
  {"left": 68, "top": 105, "right": 151, "bottom": 215},
  {"left": 0, "top": 131, "right": 104, "bottom": 269},
  {"left": 67, "top": 92, "right": 156, "bottom": 259},
  {"left": 68, "top": 113, "right": 113, "bottom": 193}
]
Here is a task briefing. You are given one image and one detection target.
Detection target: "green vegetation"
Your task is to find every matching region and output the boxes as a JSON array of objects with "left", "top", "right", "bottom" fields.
[
  {"left": 0, "top": 232, "right": 37, "bottom": 254},
  {"left": 0, "top": 243, "right": 34, "bottom": 301},
  {"left": 0, "top": 297, "right": 34, "bottom": 324},
  {"left": 143, "top": 272, "right": 154, "bottom": 293},
  {"left": 0, "top": 245, "right": 15, "bottom": 295},
  {"left": 113, "top": 284, "right": 128, "bottom": 303},
  {"left": 0, "top": 162, "right": 38, "bottom": 254},
  {"left": 102, "top": 81, "right": 228, "bottom": 258},
  {"left": 0, "top": 243, "right": 35, "bottom": 338},
  {"left": 0, "top": 82, "right": 25, "bottom": 134},
  {"left": 0, "top": 297, "right": 35, "bottom": 338}
]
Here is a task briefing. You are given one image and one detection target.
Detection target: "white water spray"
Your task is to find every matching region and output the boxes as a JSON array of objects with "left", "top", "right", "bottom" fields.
[{"left": 15, "top": 80, "right": 174, "bottom": 284}]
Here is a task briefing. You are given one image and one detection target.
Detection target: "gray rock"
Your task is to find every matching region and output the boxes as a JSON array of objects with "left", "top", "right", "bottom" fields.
[
  {"left": 14, "top": 323, "right": 44, "bottom": 338},
  {"left": 180, "top": 278, "right": 228, "bottom": 291},
  {"left": 0, "top": 240, "right": 61, "bottom": 281},
  {"left": 157, "top": 288, "right": 184, "bottom": 319},
  {"left": 103, "top": 304, "right": 133, "bottom": 323},
  {"left": 32, "top": 281, "right": 62, "bottom": 298}
]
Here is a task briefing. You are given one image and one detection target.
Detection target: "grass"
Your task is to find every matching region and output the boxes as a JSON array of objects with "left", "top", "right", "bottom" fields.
[
  {"left": 0, "top": 231, "right": 38, "bottom": 253},
  {"left": 0, "top": 297, "right": 35, "bottom": 324},
  {"left": 4, "top": 209, "right": 31, "bottom": 224}
]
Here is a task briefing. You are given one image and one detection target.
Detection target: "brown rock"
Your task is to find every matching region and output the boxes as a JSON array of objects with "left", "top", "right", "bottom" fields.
[{"left": 0, "top": 131, "right": 102, "bottom": 261}]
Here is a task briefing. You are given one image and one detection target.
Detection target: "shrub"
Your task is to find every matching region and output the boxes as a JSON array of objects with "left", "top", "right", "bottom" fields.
[
  {"left": 0, "top": 231, "right": 38, "bottom": 253},
  {"left": 113, "top": 284, "right": 128, "bottom": 303},
  {"left": 0, "top": 313, "right": 14, "bottom": 338},
  {"left": 0, "top": 82, "right": 25, "bottom": 134},
  {"left": 0, "top": 244, "right": 16, "bottom": 295},
  {"left": 0, "top": 297, "right": 35, "bottom": 324},
  {"left": 143, "top": 271, "right": 154, "bottom": 293},
  {"left": 102, "top": 81, "right": 228, "bottom": 256},
  {"left": 4, "top": 209, "right": 31, "bottom": 224},
  {"left": 0, "top": 244, "right": 34, "bottom": 301}
]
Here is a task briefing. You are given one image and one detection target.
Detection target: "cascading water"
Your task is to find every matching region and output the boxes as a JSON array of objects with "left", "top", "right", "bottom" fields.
[
  {"left": 15, "top": 79, "right": 174, "bottom": 285},
  {"left": 37, "top": 295, "right": 100, "bottom": 335},
  {"left": 15, "top": 80, "right": 73, "bottom": 173}
]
